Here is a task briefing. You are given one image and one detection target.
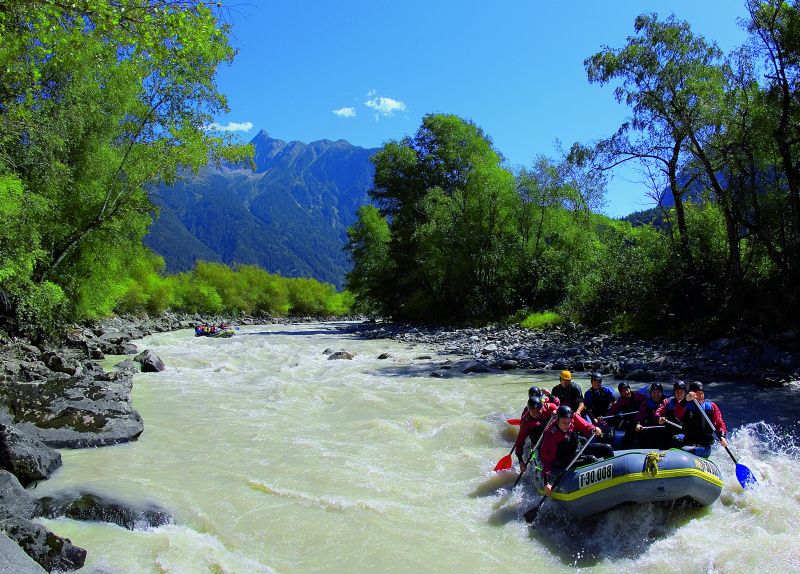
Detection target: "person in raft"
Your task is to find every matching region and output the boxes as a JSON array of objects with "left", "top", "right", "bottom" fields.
[
  {"left": 671, "top": 381, "right": 728, "bottom": 458},
  {"left": 582, "top": 372, "right": 615, "bottom": 425},
  {"left": 519, "top": 385, "right": 559, "bottom": 419},
  {"left": 656, "top": 380, "right": 688, "bottom": 439},
  {"left": 540, "top": 405, "right": 614, "bottom": 496},
  {"left": 550, "top": 370, "right": 584, "bottom": 418},
  {"left": 634, "top": 383, "right": 669, "bottom": 449},
  {"left": 605, "top": 382, "right": 644, "bottom": 448},
  {"left": 514, "top": 397, "right": 558, "bottom": 474}
]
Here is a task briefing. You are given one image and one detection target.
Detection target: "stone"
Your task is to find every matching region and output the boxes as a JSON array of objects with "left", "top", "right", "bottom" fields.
[
  {"left": 134, "top": 349, "right": 165, "bottom": 372},
  {"left": 328, "top": 351, "right": 354, "bottom": 360},
  {"left": 0, "top": 470, "right": 36, "bottom": 520},
  {"left": 499, "top": 359, "right": 519, "bottom": 370},
  {"left": 0, "top": 425, "right": 61, "bottom": 486},
  {"left": 0, "top": 532, "right": 47, "bottom": 574},
  {"left": 37, "top": 491, "right": 173, "bottom": 530},
  {"left": 0, "top": 516, "right": 86, "bottom": 572},
  {"left": 377, "top": 353, "right": 391, "bottom": 359},
  {"left": 461, "top": 361, "right": 490, "bottom": 374}
]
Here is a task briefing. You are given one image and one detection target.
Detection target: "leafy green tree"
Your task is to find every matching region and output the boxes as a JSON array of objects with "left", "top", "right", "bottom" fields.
[
  {"left": 0, "top": 1, "right": 251, "bottom": 333},
  {"left": 584, "top": 13, "right": 726, "bottom": 271},
  {"left": 356, "top": 114, "right": 523, "bottom": 322},
  {"left": 345, "top": 205, "right": 392, "bottom": 314}
]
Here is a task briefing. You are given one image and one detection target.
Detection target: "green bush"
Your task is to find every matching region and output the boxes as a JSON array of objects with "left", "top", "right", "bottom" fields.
[{"left": 520, "top": 311, "right": 563, "bottom": 330}]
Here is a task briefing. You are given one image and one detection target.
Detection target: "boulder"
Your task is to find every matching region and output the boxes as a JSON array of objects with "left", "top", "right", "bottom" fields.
[
  {"left": 499, "top": 359, "right": 519, "bottom": 370},
  {"left": 328, "top": 351, "right": 354, "bottom": 360},
  {"left": 0, "top": 424, "right": 61, "bottom": 486},
  {"left": 0, "top": 371, "right": 144, "bottom": 448},
  {"left": 0, "top": 470, "right": 37, "bottom": 520},
  {"left": 134, "top": 350, "right": 165, "bottom": 373},
  {"left": 37, "top": 491, "right": 172, "bottom": 530},
  {"left": 377, "top": 353, "right": 391, "bottom": 359},
  {"left": 0, "top": 532, "right": 47, "bottom": 574},
  {"left": 40, "top": 352, "right": 80, "bottom": 376},
  {"left": 461, "top": 361, "right": 490, "bottom": 374},
  {"left": 0, "top": 516, "right": 86, "bottom": 572}
]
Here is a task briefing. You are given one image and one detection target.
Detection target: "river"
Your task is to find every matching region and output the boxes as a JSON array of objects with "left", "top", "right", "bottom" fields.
[{"left": 33, "top": 322, "right": 800, "bottom": 573}]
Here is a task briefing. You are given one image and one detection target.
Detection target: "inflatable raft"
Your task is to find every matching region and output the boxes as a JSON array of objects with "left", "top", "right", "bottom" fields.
[
  {"left": 194, "top": 327, "right": 235, "bottom": 338},
  {"left": 531, "top": 448, "right": 723, "bottom": 518}
]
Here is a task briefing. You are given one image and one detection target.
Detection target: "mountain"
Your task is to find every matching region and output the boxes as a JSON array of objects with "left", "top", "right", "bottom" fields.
[{"left": 144, "top": 131, "right": 378, "bottom": 288}]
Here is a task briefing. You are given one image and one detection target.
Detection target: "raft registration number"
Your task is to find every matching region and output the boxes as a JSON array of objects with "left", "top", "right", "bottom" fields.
[{"left": 578, "top": 464, "right": 613, "bottom": 489}]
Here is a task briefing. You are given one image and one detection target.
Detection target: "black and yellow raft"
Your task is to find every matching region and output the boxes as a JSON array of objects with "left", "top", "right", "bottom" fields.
[{"left": 531, "top": 448, "right": 724, "bottom": 518}]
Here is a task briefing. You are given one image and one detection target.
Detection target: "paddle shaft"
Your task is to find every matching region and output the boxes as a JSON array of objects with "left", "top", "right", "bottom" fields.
[
  {"left": 692, "top": 398, "right": 738, "bottom": 464},
  {"left": 512, "top": 414, "right": 556, "bottom": 489},
  {"left": 599, "top": 411, "right": 637, "bottom": 419},
  {"left": 663, "top": 419, "right": 682, "bottom": 430},
  {"left": 524, "top": 433, "right": 597, "bottom": 522}
]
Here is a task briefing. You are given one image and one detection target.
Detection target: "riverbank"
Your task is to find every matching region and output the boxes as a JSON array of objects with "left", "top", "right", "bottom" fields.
[
  {"left": 0, "top": 312, "right": 327, "bottom": 571},
  {"left": 2, "top": 314, "right": 799, "bottom": 571},
  {"left": 345, "top": 322, "right": 800, "bottom": 387}
]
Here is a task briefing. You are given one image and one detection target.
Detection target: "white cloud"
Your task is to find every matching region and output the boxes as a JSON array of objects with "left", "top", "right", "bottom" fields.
[
  {"left": 364, "top": 94, "right": 407, "bottom": 117},
  {"left": 333, "top": 107, "right": 356, "bottom": 118},
  {"left": 204, "top": 121, "right": 254, "bottom": 132}
]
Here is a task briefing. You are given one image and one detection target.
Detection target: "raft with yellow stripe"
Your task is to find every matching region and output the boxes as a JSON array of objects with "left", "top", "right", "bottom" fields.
[{"left": 531, "top": 448, "right": 724, "bottom": 519}]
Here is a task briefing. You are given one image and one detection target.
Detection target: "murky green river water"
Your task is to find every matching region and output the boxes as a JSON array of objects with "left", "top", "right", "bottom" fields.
[{"left": 32, "top": 323, "right": 800, "bottom": 573}]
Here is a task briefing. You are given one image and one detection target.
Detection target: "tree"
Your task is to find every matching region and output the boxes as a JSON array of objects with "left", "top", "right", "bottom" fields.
[
  {"left": 584, "top": 13, "right": 726, "bottom": 270},
  {"left": 0, "top": 1, "right": 252, "bottom": 333},
  {"left": 349, "top": 114, "right": 522, "bottom": 322}
]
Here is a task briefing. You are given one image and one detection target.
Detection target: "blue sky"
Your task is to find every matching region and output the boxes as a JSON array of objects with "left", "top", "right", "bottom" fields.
[{"left": 213, "top": 1, "right": 751, "bottom": 217}]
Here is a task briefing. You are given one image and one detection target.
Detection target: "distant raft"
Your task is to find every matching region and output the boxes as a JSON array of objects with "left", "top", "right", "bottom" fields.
[
  {"left": 531, "top": 448, "right": 723, "bottom": 519},
  {"left": 194, "top": 325, "right": 235, "bottom": 338}
]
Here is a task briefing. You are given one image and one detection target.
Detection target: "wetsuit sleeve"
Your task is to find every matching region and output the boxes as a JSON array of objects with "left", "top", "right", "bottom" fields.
[
  {"left": 711, "top": 402, "right": 727, "bottom": 436},
  {"left": 635, "top": 401, "right": 648, "bottom": 424},
  {"left": 607, "top": 399, "right": 621, "bottom": 416},
  {"left": 540, "top": 431, "right": 557, "bottom": 476},
  {"left": 514, "top": 417, "right": 533, "bottom": 462},
  {"left": 655, "top": 400, "right": 669, "bottom": 418},
  {"left": 574, "top": 413, "right": 596, "bottom": 437}
]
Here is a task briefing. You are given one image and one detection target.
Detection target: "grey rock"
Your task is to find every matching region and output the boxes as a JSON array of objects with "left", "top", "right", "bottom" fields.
[
  {"left": 0, "top": 470, "right": 36, "bottom": 520},
  {"left": 113, "top": 359, "right": 138, "bottom": 373},
  {"left": 328, "top": 351, "right": 354, "bottom": 360},
  {"left": 1, "top": 372, "right": 144, "bottom": 448},
  {"left": 0, "top": 424, "right": 61, "bottom": 486},
  {"left": 499, "top": 359, "right": 519, "bottom": 370},
  {"left": 37, "top": 491, "right": 173, "bottom": 530},
  {"left": 134, "top": 349, "right": 165, "bottom": 372},
  {"left": 461, "top": 361, "right": 490, "bottom": 374},
  {"left": 0, "top": 532, "right": 46, "bottom": 574},
  {"left": 377, "top": 353, "right": 391, "bottom": 359},
  {"left": 0, "top": 516, "right": 86, "bottom": 572}
]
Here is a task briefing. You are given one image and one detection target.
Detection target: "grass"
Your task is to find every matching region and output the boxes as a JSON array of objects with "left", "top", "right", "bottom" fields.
[{"left": 520, "top": 311, "right": 563, "bottom": 330}]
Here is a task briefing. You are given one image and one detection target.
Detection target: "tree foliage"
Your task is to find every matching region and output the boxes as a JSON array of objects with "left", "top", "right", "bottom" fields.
[{"left": 0, "top": 1, "right": 252, "bottom": 336}]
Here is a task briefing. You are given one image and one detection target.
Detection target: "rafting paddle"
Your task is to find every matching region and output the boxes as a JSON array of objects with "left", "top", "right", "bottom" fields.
[
  {"left": 523, "top": 433, "right": 597, "bottom": 523},
  {"left": 511, "top": 414, "right": 557, "bottom": 488},
  {"left": 506, "top": 418, "right": 521, "bottom": 425},
  {"left": 692, "top": 398, "right": 757, "bottom": 488},
  {"left": 494, "top": 446, "right": 515, "bottom": 472},
  {"left": 599, "top": 411, "right": 637, "bottom": 420}
]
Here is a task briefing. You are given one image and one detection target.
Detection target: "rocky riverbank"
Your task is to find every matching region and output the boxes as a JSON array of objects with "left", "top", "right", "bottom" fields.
[
  {"left": 0, "top": 312, "right": 253, "bottom": 572},
  {"left": 2, "top": 314, "right": 798, "bottom": 571},
  {"left": 344, "top": 322, "right": 800, "bottom": 386}
]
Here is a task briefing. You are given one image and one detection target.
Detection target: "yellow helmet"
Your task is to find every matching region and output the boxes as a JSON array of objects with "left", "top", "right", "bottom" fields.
[{"left": 560, "top": 370, "right": 572, "bottom": 381}]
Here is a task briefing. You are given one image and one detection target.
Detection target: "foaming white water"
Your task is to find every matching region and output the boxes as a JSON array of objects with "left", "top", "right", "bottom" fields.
[{"left": 34, "top": 323, "right": 800, "bottom": 573}]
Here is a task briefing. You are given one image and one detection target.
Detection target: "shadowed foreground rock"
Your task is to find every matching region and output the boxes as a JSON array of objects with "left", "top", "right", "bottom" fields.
[
  {"left": 0, "top": 516, "right": 86, "bottom": 572},
  {"left": 0, "top": 532, "right": 46, "bottom": 574},
  {"left": 1, "top": 363, "right": 144, "bottom": 448},
  {"left": 0, "top": 424, "right": 61, "bottom": 486},
  {"left": 37, "top": 491, "right": 173, "bottom": 530}
]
